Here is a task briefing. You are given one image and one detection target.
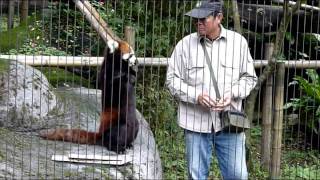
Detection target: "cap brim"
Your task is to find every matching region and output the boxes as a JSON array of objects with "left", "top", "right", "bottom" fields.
[{"left": 185, "top": 9, "right": 212, "bottom": 19}]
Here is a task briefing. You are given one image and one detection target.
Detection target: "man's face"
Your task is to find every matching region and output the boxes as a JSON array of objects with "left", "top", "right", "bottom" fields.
[{"left": 193, "top": 14, "right": 223, "bottom": 38}]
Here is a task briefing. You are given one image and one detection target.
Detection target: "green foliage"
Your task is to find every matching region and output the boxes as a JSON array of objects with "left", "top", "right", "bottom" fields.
[
  {"left": 0, "top": 13, "right": 48, "bottom": 53},
  {"left": 136, "top": 67, "right": 176, "bottom": 128},
  {"left": 282, "top": 150, "right": 320, "bottom": 179},
  {"left": 7, "top": 39, "right": 67, "bottom": 56},
  {"left": 294, "top": 70, "right": 320, "bottom": 103},
  {"left": 91, "top": 0, "right": 196, "bottom": 57},
  {"left": 284, "top": 69, "right": 320, "bottom": 135},
  {"left": 0, "top": 59, "right": 9, "bottom": 73},
  {"left": 297, "top": 33, "right": 320, "bottom": 60},
  {"left": 283, "top": 165, "right": 319, "bottom": 179},
  {"left": 0, "top": 20, "right": 28, "bottom": 53},
  {"left": 155, "top": 126, "right": 187, "bottom": 179},
  {"left": 37, "top": 2, "right": 103, "bottom": 56},
  {"left": 36, "top": 67, "right": 93, "bottom": 88},
  {"left": 135, "top": 67, "right": 186, "bottom": 179},
  {"left": 0, "top": 16, "right": 20, "bottom": 31},
  {"left": 6, "top": 15, "right": 67, "bottom": 56}
]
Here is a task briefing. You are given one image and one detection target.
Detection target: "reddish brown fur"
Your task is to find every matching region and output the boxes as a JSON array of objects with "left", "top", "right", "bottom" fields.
[
  {"left": 118, "top": 41, "right": 131, "bottom": 54},
  {"left": 40, "top": 108, "right": 119, "bottom": 145}
]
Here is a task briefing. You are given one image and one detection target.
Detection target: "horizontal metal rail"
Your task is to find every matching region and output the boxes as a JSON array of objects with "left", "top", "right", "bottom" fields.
[{"left": 1, "top": 55, "right": 320, "bottom": 68}]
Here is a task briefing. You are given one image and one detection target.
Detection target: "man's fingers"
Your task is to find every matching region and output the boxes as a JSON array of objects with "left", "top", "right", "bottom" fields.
[
  {"left": 202, "top": 96, "right": 216, "bottom": 107},
  {"left": 199, "top": 94, "right": 229, "bottom": 109},
  {"left": 217, "top": 97, "right": 231, "bottom": 107}
]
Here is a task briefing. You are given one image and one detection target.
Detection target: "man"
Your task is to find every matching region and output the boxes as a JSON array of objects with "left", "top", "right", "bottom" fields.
[{"left": 166, "top": 0, "right": 257, "bottom": 179}]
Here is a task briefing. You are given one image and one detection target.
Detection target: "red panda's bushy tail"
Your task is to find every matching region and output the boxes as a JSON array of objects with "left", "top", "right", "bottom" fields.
[{"left": 39, "top": 108, "right": 119, "bottom": 145}]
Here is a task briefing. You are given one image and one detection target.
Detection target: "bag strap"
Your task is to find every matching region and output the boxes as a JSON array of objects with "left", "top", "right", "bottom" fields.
[{"left": 200, "top": 38, "right": 221, "bottom": 99}]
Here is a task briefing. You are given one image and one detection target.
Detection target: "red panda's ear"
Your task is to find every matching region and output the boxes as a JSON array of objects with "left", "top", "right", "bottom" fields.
[
  {"left": 118, "top": 41, "right": 131, "bottom": 54},
  {"left": 107, "top": 39, "right": 119, "bottom": 53}
]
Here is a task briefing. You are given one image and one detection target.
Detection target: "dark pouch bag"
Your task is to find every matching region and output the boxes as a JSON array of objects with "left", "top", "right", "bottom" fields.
[
  {"left": 219, "top": 110, "right": 250, "bottom": 133},
  {"left": 200, "top": 39, "right": 250, "bottom": 133}
]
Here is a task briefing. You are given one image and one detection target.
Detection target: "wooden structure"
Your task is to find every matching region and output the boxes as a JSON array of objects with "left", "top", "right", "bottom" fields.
[{"left": 2, "top": 55, "right": 320, "bottom": 68}]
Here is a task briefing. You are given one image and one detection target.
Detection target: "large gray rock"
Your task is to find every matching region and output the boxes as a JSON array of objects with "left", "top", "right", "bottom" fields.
[
  {"left": 0, "top": 61, "right": 60, "bottom": 130},
  {"left": 0, "top": 62, "right": 162, "bottom": 179}
]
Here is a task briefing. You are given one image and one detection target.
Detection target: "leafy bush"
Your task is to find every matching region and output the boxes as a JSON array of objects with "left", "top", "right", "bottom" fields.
[
  {"left": 7, "top": 39, "right": 67, "bottom": 56},
  {"left": 41, "top": 0, "right": 195, "bottom": 57},
  {"left": 0, "top": 21, "right": 28, "bottom": 53},
  {"left": 284, "top": 69, "right": 320, "bottom": 135},
  {"left": 135, "top": 67, "right": 188, "bottom": 179},
  {"left": 37, "top": 67, "right": 93, "bottom": 88},
  {"left": 282, "top": 150, "right": 320, "bottom": 179}
]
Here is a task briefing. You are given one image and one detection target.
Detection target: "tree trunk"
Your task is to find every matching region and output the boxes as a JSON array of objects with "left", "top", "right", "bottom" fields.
[
  {"left": 125, "top": 26, "right": 135, "bottom": 50},
  {"left": 271, "top": 62, "right": 285, "bottom": 178},
  {"left": 20, "top": 0, "right": 28, "bottom": 23},
  {"left": 261, "top": 43, "right": 274, "bottom": 172},
  {"left": 72, "top": 0, "right": 115, "bottom": 44},
  {"left": 231, "top": 0, "right": 242, "bottom": 33},
  {"left": 7, "top": 0, "right": 15, "bottom": 29},
  {"left": 82, "top": 0, "right": 120, "bottom": 41}
]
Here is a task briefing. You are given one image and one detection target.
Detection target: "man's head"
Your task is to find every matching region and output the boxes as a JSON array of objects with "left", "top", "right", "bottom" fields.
[{"left": 185, "top": 1, "right": 223, "bottom": 39}]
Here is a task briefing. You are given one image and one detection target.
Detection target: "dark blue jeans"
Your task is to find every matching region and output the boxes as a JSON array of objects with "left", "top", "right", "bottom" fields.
[{"left": 185, "top": 130, "right": 248, "bottom": 180}]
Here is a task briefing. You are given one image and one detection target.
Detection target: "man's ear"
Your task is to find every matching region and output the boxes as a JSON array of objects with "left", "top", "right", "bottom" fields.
[{"left": 216, "top": 13, "right": 223, "bottom": 23}]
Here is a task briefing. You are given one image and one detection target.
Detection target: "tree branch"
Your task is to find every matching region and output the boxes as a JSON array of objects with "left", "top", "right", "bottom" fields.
[{"left": 245, "top": 0, "right": 301, "bottom": 120}]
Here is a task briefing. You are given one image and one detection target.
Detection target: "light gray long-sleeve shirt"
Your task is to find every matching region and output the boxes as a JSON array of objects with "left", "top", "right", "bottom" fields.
[{"left": 166, "top": 25, "right": 257, "bottom": 133}]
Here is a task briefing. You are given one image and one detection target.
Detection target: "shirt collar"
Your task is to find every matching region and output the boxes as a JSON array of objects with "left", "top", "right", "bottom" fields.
[{"left": 219, "top": 25, "right": 227, "bottom": 39}]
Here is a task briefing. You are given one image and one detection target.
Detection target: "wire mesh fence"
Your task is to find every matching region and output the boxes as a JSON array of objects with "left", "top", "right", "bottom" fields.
[{"left": 0, "top": 0, "right": 319, "bottom": 179}]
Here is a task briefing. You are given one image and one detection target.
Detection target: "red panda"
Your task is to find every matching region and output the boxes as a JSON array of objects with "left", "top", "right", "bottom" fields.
[{"left": 39, "top": 40, "right": 139, "bottom": 153}]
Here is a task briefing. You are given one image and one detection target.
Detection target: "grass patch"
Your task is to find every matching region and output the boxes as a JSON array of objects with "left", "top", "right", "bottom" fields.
[
  {"left": 0, "top": 15, "right": 43, "bottom": 53},
  {"left": 0, "top": 21, "right": 28, "bottom": 53},
  {"left": 0, "top": 59, "right": 10, "bottom": 73},
  {"left": 281, "top": 149, "right": 320, "bottom": 179},
  {"left": 63, "top": 170, "right": 79, "bottom": 178},
  {"left": 155, "top": 119, "right": 319, "bottom": 179},
  {"left": 282, "top": 165, "right": 320, "bottom": 179},
  {"left": 155, "top": 124, "right": 187, "bottom": 179}
]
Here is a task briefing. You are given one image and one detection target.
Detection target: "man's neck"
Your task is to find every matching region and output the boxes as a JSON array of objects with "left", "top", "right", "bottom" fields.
[{"left": 208, "top": 26, "right": 221, "bottom": 40}]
